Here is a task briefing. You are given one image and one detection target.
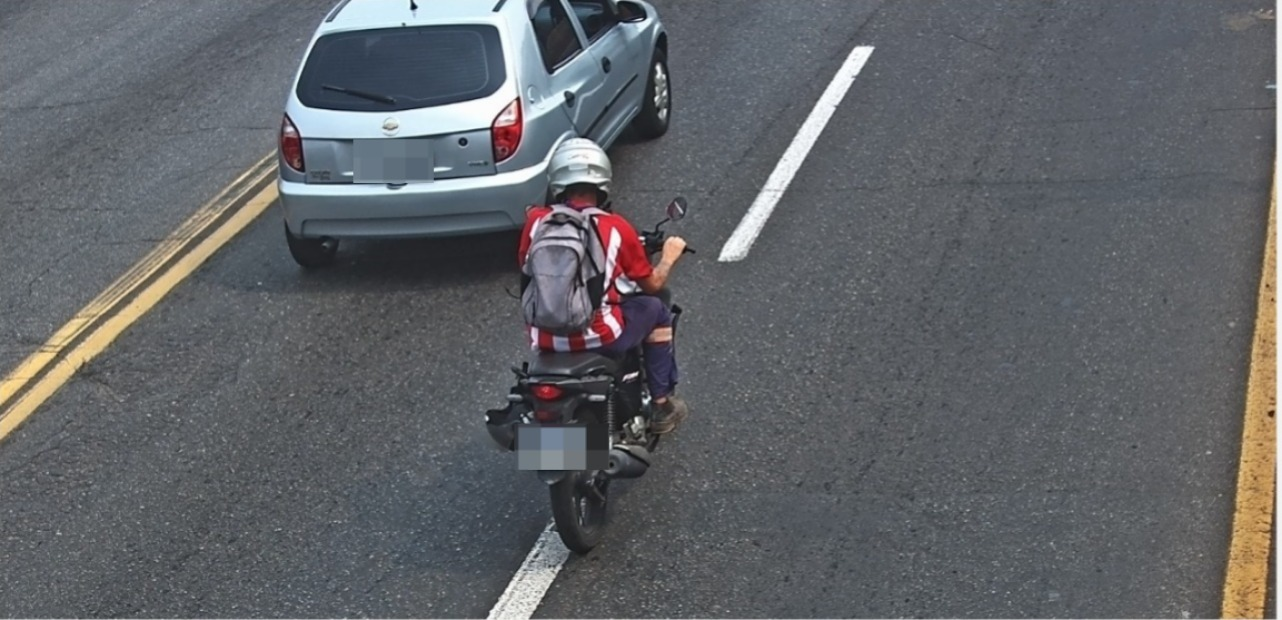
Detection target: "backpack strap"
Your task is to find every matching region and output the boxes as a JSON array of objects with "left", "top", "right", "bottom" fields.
[
  {"left": 581, "top": 208, "right": 609, "bottom": 279},
  {"left": 578, "top": 208, "right": 609, "bottom": 308}
]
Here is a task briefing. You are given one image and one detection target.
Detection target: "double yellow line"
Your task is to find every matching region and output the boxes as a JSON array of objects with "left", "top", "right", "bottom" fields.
[{"left": 0, "top": 152, "right": 279, "bottom": 442}]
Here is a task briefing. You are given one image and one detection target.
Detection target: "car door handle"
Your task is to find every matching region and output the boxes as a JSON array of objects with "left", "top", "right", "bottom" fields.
[
  {"left": 602, "top": 57, "right": 611, "bottom": 73},
  {"left": 564, "top": 91, "right": 576, "bottom": 107}
]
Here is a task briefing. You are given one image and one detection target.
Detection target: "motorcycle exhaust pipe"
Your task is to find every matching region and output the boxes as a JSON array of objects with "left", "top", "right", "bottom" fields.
[
  {"left": 484, "top": 409, "right": 517, "bottom": 452},
  {"left": 604, "top": 444, "right": 651, "bottom": 479}
]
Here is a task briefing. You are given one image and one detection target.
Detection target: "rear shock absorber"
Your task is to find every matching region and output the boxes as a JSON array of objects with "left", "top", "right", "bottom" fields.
[{"left": 606, "top": 387, "right": 617, "bottom": 447}]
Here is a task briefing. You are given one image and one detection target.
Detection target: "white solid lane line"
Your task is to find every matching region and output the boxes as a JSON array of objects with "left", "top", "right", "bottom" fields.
[
  {"left": 718, "top": 45, "right": 876, "bottom": 262},
  {"left": 486, "top": 521, "right": 569, "bottom": 620}
]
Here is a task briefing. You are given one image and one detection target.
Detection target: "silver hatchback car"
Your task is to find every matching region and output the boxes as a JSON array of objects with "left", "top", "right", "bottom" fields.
[{"left": 277, "top": 0, "right": 671, "bottom": 268}]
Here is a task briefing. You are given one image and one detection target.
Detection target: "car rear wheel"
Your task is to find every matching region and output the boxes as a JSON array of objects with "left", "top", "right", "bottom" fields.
[
  {"left": 284, "top": 221, "right": 338, "bottom": 269},
  {"left": 631, "top": 48, "right": 670, "bottom": 140}
]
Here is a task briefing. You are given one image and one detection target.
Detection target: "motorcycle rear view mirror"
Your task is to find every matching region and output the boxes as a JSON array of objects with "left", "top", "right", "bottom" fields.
[{"left": 666, "top": 197, "right": 688, "bottom": 222}]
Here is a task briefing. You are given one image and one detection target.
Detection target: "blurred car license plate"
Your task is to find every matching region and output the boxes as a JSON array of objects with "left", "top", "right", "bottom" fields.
[
  {"left": 353, "top": 139, "right": 434, "bottom": 183},
  {"left": 516, "top": 424, "right": 608, "bottom": 471}
]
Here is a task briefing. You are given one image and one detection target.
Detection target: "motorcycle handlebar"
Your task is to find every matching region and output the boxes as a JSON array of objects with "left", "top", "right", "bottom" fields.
[{"left": 640, "top": 232, "right": 696, "bottom": 256}]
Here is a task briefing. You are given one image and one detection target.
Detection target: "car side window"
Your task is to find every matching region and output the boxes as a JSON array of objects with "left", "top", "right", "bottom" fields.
[
  {"left": 530, "top": 0, "right": 583, "bottom": 72},
  {"left": 568, "top": 0, "right": 619, "bottom": 44}
]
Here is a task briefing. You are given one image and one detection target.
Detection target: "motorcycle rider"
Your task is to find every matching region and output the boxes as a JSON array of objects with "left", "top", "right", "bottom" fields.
[{"left": 518, "top": 138, "right": 690, "bottom": 434}]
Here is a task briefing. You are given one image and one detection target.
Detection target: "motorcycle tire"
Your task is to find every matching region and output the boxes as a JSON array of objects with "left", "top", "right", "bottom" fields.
[{"left": 549, "top": 470, "right": 608, "bottom": 554}]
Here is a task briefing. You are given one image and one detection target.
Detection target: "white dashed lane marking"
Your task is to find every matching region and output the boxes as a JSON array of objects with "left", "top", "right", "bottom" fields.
[
  {"left": 486, "top": 522, "right": 568, "bottom": 620},
  {"left": 718, "top": 45, "right": 875, "bottom": 263}
]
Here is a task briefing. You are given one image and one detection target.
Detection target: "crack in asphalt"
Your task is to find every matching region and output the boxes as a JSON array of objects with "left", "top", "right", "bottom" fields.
[
  {"left": 99, "top": 238, "right": 169, "bottom": 246},
  {"left": 895, "top": 1, "right": 1061, "bottom": 431},
  {"left": 80, "top": 368, "right": 127, "bottom": 404},
  {"left": 1034, "top": 114, "right": 1132, "bottom": 125},
  {"left": 805, "top": 171, "right": 1227, "bottom": 193},
  {"left": 1205, "top": 106, "right": 1275, "bottom": 113},
  {"left": 0, "top": 94, "right": 126, "bottom": 112},
  {"left": 45, "top": 206, "right": 126, "bottom": 214},
  {"left": 0, "top": 417, "right": 75, "bottom": 478},
  {"left": 156, "top": 125, "right": 275, "bottom": 138},
  {"left": 166, "top": 162, "right": 253, "bottom": 187},
  {"left": 705, "top": 0, "right": 888, "bottom": 200},
  {"left": 24, "top": 246, "right": 78, "bottom": 300},
  {"left": 705, "top": 95, "right": 800, "bottom": 200},
  {"left": 948, "top": 32, "right": 1000, "bottom": 53}
]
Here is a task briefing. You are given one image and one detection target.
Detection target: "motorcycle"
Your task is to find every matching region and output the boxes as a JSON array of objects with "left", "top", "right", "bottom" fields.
[{"left": 484, "top": 196, "right": 693, "bottom": 554}]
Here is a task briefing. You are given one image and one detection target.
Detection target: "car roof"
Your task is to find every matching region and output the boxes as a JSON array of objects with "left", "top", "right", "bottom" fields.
[{"left": 320, "top": 0, "right": 519, "bottom": 32}]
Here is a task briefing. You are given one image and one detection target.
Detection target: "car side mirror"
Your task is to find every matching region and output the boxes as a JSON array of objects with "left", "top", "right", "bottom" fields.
[
  {"left": 616, "top": 0, "right": 647, "bottom": 22},
  {"left": 666, "top": 196, "right": 687, "bottom": 222}
]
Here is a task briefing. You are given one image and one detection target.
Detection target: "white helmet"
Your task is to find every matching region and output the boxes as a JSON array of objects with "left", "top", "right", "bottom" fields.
[{"left": 547, "top": 138, "right": 612, "bottom": 201}]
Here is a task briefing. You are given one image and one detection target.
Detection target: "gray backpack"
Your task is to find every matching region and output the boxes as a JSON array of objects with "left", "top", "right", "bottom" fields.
[{"left": 521, "top": 204, "right": 608, "bottom": 335}]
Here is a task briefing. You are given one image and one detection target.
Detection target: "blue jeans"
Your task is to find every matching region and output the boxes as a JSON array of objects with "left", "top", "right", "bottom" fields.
[{"left": 594, "top": 295, "right": 678, "bottom": 399}]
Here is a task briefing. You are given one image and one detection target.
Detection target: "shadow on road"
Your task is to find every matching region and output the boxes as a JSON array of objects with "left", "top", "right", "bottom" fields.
[{"left": 279, "top": 229, "right": 524, "bottom": 293}]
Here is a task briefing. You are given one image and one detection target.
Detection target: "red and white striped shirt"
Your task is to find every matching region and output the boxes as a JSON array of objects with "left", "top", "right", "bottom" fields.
[{"left": 518, "top": 201, "right": 654, "bottom": 351}]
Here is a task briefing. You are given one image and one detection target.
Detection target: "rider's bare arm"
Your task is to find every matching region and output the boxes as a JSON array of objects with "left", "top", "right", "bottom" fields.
[{"left": 638, "top": 236, "right": 687, "bottom": 294}]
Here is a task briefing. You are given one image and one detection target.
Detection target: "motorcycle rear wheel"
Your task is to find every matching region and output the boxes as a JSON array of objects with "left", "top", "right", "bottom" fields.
[{"left": 550, "top": 470, "right": 608, "bottom": 554}]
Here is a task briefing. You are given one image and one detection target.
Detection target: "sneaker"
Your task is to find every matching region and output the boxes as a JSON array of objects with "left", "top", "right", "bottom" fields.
[{"left": 650, "top": 396, "right": 689, "bottom": 435}]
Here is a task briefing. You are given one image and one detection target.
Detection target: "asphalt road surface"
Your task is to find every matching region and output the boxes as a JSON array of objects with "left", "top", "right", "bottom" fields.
[{"left": 0, "top": 1, "right": 1274, "bottom": 618}]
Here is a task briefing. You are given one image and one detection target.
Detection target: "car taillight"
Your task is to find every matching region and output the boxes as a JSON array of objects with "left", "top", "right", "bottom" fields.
[
  {"left": 531, "top": 384, "right": 563, "bottom": 401},
  {"left": 280, "top": 114, "right": 304, "bottom": 172},
  {"left": 491, "top": 98, "right": 522, "bottom": 163}
]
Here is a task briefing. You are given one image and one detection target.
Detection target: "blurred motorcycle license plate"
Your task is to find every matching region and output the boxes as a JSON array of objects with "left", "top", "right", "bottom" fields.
[{"left": 516, "top": 424, "right": 608, "bottom": 471}]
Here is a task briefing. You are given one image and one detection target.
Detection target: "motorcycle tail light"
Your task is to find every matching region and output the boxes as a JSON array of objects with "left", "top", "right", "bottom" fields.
[{"left": 531, "top": 384, "right": 563, "bottom": 401}]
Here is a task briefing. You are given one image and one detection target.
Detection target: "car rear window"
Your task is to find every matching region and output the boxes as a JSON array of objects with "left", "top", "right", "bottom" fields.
[{"left": 296, "top": 25, "right": 506, "bottom": 112}]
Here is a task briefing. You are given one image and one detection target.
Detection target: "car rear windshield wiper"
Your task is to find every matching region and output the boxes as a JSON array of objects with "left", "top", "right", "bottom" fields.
[{"left": 321, "top": 84, "right": 397, "bottom": 105}]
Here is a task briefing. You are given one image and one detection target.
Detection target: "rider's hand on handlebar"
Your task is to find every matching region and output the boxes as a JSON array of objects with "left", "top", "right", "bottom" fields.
[{"left": 661, "top": 236, "right": 688, "bottom": 263}]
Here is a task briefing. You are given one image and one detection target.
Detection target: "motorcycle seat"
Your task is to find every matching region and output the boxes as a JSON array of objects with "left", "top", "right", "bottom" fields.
[{"left": 528, "top": 352, "right": 617, "bottom": 377}]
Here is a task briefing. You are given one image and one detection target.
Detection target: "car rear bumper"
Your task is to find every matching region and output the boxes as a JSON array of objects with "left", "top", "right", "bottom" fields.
[{"left": 279, "top": 164, "right": 547, "bottom": 239}]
